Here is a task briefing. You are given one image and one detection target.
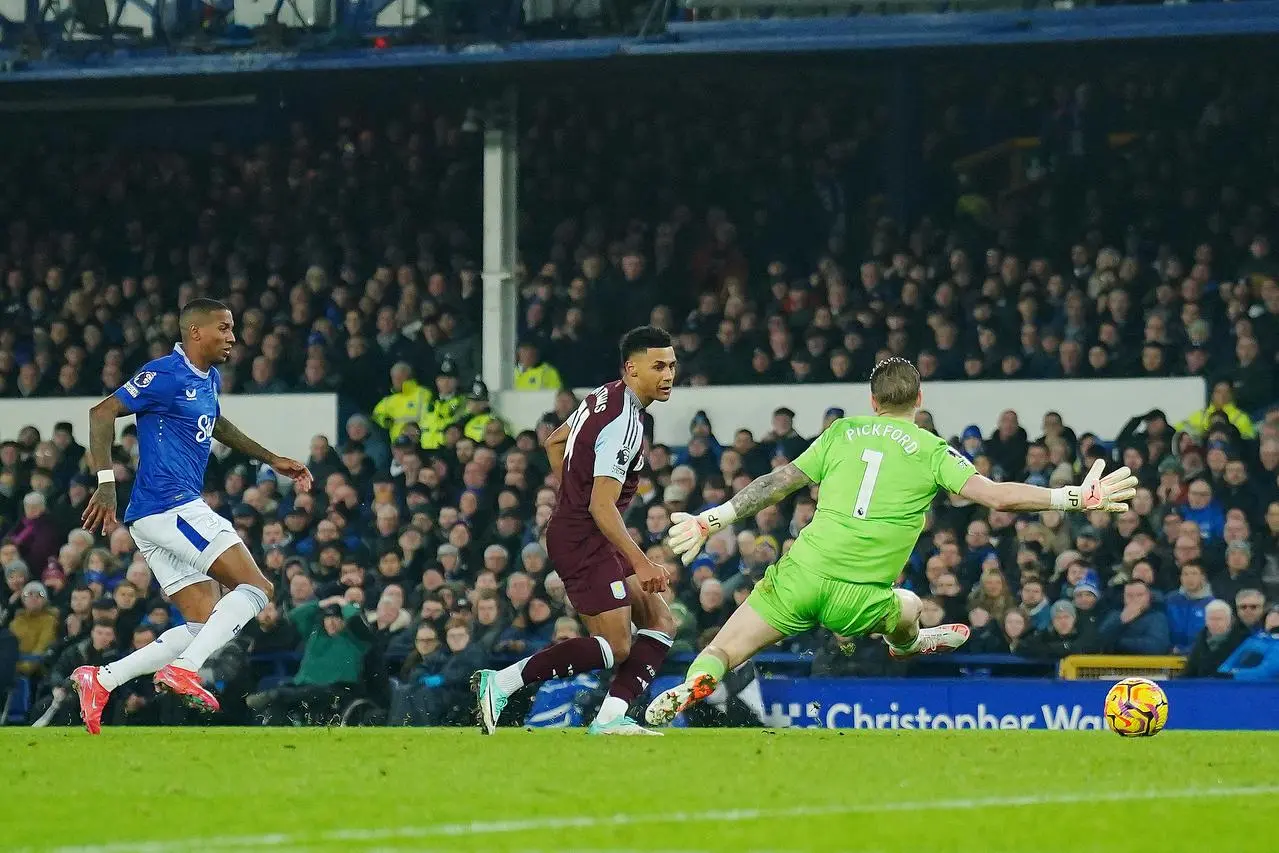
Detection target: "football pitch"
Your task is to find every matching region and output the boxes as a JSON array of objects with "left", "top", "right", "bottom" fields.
[{"left": 3, "top": 729, "right": 1277, "bottom": 853}]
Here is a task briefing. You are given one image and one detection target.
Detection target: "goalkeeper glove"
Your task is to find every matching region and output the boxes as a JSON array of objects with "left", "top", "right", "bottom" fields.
[
  {"left": 667, "top": 504, "right": 737, "bottom": 566},
  {"left": 1051, "top": 459, "right": 1139, "bottom": 513}
]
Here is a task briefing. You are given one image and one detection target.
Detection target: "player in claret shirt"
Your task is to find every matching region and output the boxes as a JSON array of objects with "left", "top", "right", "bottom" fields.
[
  {"left": 71, "top": 298, "right": 311, "bottom": 734},
  {"left": 473, "top": 326, "right": 677, "bottom": 736},
  {"left": 647, "top": 357, "right": 1138, "bottom": 726}
]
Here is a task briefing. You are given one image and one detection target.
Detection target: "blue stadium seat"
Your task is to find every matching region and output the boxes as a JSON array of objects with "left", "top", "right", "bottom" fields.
[{"left": 3, "top": 677, "right": 32, "bottom": 726}]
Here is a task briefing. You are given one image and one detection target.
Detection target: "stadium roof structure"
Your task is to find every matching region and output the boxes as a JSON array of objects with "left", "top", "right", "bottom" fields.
[{"left": 2, "top": 1, "right": 1279, "bottom": 84}]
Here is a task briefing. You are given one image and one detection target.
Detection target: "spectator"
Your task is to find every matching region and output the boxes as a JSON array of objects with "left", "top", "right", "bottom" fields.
[
  {"left": 1234, "top": 589, "right": 1268, "bottom": 636},
  {"left": 1216, "top": 607, "right": 1279, "bottom": 681},
  {"left": 398, "top": 623, "right": 446, "bottom": 682},
  {"left": 967, "top": 569, "right": 1015, "bottom": 623},
  {"left": 5, "top": 493, "right": 61, "bottom": 573},
  {"left": 1020, "top": 579, "right": 1052, "bottom": 632},
  {"left": 248, "top": 601, "right": 373, "bottom": 724},
  {"left": 1165, "top": 563, "right": 1215, "bottom": 653},
  {"left": 1215, "top": 543, "right": 1263, "bottom": 606},
  {"left": 8, "top": 581, "right": 58, "bottom": 675},
  {"left": 1023, "top": 600, "right": 1100, "bottom": 660},
  {"left": 1180, "top": 479, "right": 1225, "bottom": 543},
  {"left": 1183, "top": 600, "right": 1249, "bottom": 678},
  {"left": 1099, "top": 581, "right": 1171, "bottom": 655}
]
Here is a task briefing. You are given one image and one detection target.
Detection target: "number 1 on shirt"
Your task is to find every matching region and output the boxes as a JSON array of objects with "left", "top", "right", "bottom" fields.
[{"left": 852, "top": 449, "right": 883, "bottom": 519}]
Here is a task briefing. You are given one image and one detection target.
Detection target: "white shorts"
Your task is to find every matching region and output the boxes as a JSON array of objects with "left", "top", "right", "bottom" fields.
[{"left": 128, "top": 499, "right": 240, "bottom": 596}]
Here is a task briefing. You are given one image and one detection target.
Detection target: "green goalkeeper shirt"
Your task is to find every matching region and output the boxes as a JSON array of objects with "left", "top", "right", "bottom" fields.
[{"left": 788, "top": 416, "right": 978, "bottom": 586}]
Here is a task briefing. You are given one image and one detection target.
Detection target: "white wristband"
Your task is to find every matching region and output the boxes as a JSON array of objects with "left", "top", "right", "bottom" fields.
[
  {"left": 704, "top": 503, "right": 737, "bottom": 531},
  {"left": 1050, "top": 486, "right": 1081, "bottom": 512},
  {"left": 97, "top": 469, "right": 116, "bottom": 485}
]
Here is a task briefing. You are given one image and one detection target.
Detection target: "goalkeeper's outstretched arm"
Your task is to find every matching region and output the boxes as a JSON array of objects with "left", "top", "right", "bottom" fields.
[
  {"left": 959, "top": 476, "right": 1076, "bottom": 513},
  {"left": 958, "top": 460, "right": 1137, "bottom": 513}
]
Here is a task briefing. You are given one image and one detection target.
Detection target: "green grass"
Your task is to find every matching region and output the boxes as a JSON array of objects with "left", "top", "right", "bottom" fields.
[{"left": 3, "top": 729, "right": 1278, "bottom": 853}]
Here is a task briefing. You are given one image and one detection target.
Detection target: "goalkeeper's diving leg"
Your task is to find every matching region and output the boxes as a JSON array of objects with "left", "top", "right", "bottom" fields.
[
  {"left": 644, "top": 598, "right": 784, "bottom": 727},
  {"left": 644, "top": 588, "right": 969, "bottom": 726}
]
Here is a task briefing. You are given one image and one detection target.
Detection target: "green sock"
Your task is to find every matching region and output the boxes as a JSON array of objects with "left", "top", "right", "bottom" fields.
[{"left": 687, "top": 652, "right": 727, "bottom": 684}]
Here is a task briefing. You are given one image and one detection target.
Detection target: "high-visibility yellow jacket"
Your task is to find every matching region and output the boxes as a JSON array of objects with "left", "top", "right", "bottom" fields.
[
  {"left": 514, "top": 362, "right": 563, "bottom": 391},
  {"left": 419, "top": 393, "right": 467, "bottom": 449},
  {"left": 463, "top": 412, "right": 508, "bottom": 443},
  {"left": 1177, "top": 403, "right": 1256, "bottom": 440},
  {"left": 371, "top": 380, "right": 427, "bottom": 442}
]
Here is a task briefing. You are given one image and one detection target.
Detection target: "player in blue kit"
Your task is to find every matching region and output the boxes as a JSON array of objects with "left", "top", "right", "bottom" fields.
[{"left": 71, "top": 298, "right": 312, "bottom": 734}]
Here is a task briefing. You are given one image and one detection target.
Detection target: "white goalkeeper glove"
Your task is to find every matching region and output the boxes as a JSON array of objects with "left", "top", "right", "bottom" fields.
[
  {"left": 667, "top": 505, "right": 737, "bottom": 566},
  {"left": 1051, "top": 459, "right": 1139, "bottom": 513}
]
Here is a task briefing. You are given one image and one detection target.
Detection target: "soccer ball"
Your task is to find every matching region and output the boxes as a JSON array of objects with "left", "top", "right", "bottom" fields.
[{"left": 1103, "top": 677, "right": 1169, "bottom": 737}]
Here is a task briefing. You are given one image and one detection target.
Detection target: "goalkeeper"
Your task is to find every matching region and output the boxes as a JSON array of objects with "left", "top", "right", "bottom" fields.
[{"left": 646, "top": 358, "right": 1137, "bottom": 726}]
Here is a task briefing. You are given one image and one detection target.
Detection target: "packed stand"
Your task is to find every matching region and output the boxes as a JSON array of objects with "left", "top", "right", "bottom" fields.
[
  {"left": 1, "top": 64, "right": 1278, "bottom": 403},
  {"left": 2, "top": 59, "right": 1279, "bottom": 727},
  {"left": 2, "top": 385, "right": 1279, "bottom": 728}
]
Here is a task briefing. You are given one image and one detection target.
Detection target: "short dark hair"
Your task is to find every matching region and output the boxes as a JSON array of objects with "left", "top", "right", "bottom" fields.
[
  {"left": 179, "top": 298, "right": 230, "bottom": 331},
  {"left": 869, "top": 358, "right": 921, "bottom": 412},
  {"left": 91, "top": 618, "right": 116, "bottom": 630},
  {"left": 619, "top": 325, "right": 673, "bottom": 363}
]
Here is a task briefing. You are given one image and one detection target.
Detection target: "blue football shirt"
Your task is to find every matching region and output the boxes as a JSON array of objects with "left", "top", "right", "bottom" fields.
[{"left": 114, "top": 343, "right": 221, "bottom": 523}]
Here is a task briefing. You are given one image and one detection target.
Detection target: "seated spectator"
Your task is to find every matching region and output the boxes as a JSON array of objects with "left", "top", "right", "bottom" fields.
[
  {"left": 1180, "top": 479, "right": 1225, "bottom": 543},
  {"left": 1214, "top": 542, "right": 1263, "bottom": 606},
  {"left": 241, "top": 601, "right": 302, "bottom": 656},
  {"left": 967, "top": 569, "right": 1015, "bottom": 623},
  {"left": 1099, "top": 581, "right": 1171, "bottom": 655},
  {"left": 493, "top": 597, "right": 554, "bottom": 658},
  {"left": 1070, "top": 572, "right": 1105, "bottom": 630},
  {"left": 1234, "top": 589, "right": 1269, "bottom": 636},
  {"left": 1216, "top": 607, "right": 1279, "bottom": 681},
  {"left": 8, "top": 582, "right": 57, "bottom": 676},
  {"left": 1019, "top": 579, "right": 1052, "bottom": 631},
  {"left": 1183, "top": 600, "right": 1249, "bottom": 678},
  {"left": 971, "top": 608, "right": 1032, "bottom": 655},
  {"left": 1022, "top": 600, "right": 1100, "bottom": 660},
  {"left": 398, "top": 623, "right": 446, "bottom": 682},
  {"left": 1165, "top": 562, "right": 1215, "bottom": 653},
  {"left": 5, "top": 493, "right": 61, "bottom": 575},
  {"left": 389, "top": 616, "right": 488, "bottom": 726},
  {"left": 2, "top": 560, "right": 30, "bottom": 625},
  {"left": 696, "top": 578, "right": 729, "bottom": 633},
  {"left": 248, "top": 601, "right": 373, "bottom": 725}
]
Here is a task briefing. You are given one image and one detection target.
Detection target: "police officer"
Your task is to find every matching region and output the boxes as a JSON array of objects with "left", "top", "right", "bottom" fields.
[
  {"left": 418, "top": 360, "right": 466, "bottom": 450},
  {"left": 462, "top": 379, "right": 508, "bottom": 443},
  {"left": 371, "top": 362, "right": 426, "bottom": 442}
]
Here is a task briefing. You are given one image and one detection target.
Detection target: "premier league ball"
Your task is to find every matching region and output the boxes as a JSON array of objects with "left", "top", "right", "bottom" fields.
[{"left": 1103, "top": 677, "right": 1169, "bottom": 737}]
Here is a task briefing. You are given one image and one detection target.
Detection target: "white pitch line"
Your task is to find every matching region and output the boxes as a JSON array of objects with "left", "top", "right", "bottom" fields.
[{"left": 27, "top": 785, "right": 1279, "bottom": 853}]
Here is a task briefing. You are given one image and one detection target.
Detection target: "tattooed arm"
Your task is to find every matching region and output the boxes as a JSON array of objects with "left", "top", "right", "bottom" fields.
[
  {"left": 666, "top": 462, "right": 815, "bottom": 565},
  {"left": 726, "top": 463, "right": 815, "bottom": 520}
]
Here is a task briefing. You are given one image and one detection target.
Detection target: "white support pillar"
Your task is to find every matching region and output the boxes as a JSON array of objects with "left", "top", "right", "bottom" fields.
[{"left": 481, "top": 88, "right": 518, "bottom": 394}]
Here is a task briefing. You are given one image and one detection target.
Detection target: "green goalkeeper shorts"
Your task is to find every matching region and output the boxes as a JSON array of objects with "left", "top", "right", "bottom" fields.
[{"left": 746, "top": 554, "right": 901, "bottom": 638}]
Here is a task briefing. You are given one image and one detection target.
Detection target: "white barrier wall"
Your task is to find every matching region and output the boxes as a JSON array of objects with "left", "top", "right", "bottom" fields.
[
  {"left": 0, "top": 394, "right": 337, "bottom": 464},
  {"left": 494, "top": 377, "right": 1207, "bottom": 446}
]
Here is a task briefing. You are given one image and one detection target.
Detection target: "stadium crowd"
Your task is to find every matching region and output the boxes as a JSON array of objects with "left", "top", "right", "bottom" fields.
[{"left": 2, "top": 60, "right": 1279, "bottom": 726}]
